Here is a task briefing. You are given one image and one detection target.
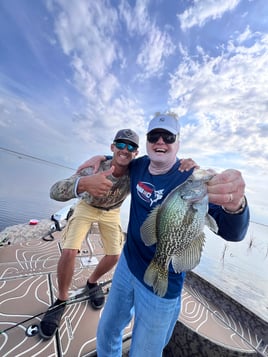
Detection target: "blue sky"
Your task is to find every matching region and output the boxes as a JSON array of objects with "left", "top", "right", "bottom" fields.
[{"left": 0, "top": 0, "right": 268, "bottom": 225}]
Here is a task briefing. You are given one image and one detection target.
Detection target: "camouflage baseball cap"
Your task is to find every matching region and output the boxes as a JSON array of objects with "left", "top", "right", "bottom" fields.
[{"left": 113, "top": 129, "right": 139, "bottom": 147}]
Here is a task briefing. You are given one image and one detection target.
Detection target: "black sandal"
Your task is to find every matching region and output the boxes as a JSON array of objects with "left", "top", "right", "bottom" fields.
[
  {"left": 39, "top": 299, "right": 66, "bottom": 340},
  {"left": 87, "top": 282, "right": 105, "bottom": 310}
]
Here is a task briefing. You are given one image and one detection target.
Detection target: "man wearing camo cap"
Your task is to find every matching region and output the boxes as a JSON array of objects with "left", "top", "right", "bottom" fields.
[{"left": 39, "top": 128, "right": 139, "bottom": 340}]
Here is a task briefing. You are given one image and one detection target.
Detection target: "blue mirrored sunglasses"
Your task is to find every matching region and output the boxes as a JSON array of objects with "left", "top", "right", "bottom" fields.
[{"left": 114, "top": 141, "right": 137, "bottom": 152}]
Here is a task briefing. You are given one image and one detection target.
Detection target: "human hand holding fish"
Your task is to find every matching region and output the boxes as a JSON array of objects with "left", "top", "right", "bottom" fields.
[
  {"left": 140, "top": 168, "right": 247, "bottom": 297},
  {"left": 206, "top": 169, "right": 246, "bottom": 213},
  {"left": 178, "top": 158, "right": 199, "bottom": 172},
  {"left": 140, "top": 168, "right": 218, "bottom": 297}
]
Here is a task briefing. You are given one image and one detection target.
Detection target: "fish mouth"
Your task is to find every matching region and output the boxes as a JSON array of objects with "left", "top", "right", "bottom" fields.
[
  {"left": 184, "top": 195, "right": 206, "bottom": 203},
  {"left": 192, "top": 168, "right": 216, "bottom": 181},
  {"left": 181, "top": 188, "right": 207, "bottom": 202}
]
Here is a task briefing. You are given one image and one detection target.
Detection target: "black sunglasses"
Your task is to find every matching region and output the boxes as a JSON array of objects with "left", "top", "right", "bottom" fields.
[
  {"left": 147, "top": 131, "right": 177, "bottom": 144},
  {"left": 114, "top": 142, "right": 138, "bottom": 152}
]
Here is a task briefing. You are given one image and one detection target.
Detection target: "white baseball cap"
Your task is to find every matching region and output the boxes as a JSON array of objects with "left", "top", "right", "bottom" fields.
[{"left": 147, "top": 114, "right": 180, "bottom": 135}]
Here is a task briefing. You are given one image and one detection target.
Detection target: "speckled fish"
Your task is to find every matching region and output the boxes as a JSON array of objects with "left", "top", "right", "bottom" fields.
[{"left": 140, "top": 169, "right": 218, "bottom": 297}]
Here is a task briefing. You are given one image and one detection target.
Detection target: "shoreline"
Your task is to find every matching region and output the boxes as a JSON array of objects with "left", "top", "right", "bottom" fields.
[{"left": 0, "top": 219, "right": 55, "bottom": 245}]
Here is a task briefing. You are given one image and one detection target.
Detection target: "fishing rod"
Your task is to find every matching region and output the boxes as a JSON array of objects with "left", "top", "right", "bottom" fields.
[
  {"left": 0, "top": 146, "right": 76, "bottom": 171},
  {"left": 0, "top": 279, "right": 112, "bottom": 335}
]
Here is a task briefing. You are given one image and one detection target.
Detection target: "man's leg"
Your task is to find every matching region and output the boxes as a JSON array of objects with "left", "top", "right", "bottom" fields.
[
  {"left": 40, "top": 201, "right": 95, "bottom": 339},
  {"left": 97, "top": 253, "right": 134, "bottom": 357},
  {"left": 87, "top": 208, "right": 123, "bottom": 309},
  {"left": 39, "top": 249, "right": 78, "bottom": 339},
  {"left": 129, "top": 279, "right": 181, "bottom": 357},
  {"left": 88, "top": 254, "right": 119, "bottom": 284},
  {"left": 57, "top": 249, "right": 78, "bottom": 301},
  {"left": 86, "top": 254, "right": 120, "bottom": 309}
]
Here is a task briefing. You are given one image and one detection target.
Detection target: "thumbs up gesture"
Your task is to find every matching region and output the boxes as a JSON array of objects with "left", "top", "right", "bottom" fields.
[{"left": 77, "top": 166, "right": 114, "bottom": 197}]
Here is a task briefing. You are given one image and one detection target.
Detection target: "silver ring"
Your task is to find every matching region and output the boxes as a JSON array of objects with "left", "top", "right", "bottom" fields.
[{"left": 229, "top": 193, "right": 233, "bottom": 202}]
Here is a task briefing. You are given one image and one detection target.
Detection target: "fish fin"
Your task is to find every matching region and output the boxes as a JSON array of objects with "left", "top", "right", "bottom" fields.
[
  {"left": 140, "top": 206, "right": 159, "bottom": 246},
  {"left": 172, "top": 233, "right": 205, "bottom": 273},
  {"left": 144, "top": 260, "right": 168, "bottom": 297},
  {"left": 205, "top": 214, "right": 218, "bottom": 233}
]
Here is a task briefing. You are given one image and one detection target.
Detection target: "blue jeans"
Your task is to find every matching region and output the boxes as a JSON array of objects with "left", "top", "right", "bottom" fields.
[{"left": 97, "top": 252, "right": 181, "bottom": 357}]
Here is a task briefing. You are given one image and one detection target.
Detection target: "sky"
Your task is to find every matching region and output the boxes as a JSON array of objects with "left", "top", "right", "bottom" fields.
[{"left": 0, "top": 0, "right": 268, "bottom": 226}]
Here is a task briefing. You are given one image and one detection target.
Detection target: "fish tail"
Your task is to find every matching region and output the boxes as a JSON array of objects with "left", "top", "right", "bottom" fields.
[{"left": 144, "top": 260, "right": 168, "bottom": 297}]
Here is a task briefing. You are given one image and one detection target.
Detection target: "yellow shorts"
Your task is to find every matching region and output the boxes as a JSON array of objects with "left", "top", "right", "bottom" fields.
[{"left": 62, "top": 200, "right": 124, "bottom": 255}]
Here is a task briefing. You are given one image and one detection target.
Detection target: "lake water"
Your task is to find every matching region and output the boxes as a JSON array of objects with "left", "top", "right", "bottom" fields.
[
  {"left": 1, "top": 150, "right": 267, "bottom": 322},
  {"left": 196, "top": 224, "right": 268, "bottom": 322},
  {"left": 0, "top": 149, "right": 76, "bottom": 229}
]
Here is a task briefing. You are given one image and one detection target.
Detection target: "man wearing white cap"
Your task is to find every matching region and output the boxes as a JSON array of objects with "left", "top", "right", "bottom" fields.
[{"left": 90, "top": 112, "right": 249, "bottom": 356}]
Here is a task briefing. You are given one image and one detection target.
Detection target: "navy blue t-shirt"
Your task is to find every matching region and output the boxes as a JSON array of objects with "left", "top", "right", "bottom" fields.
[{"left": 123, "top": 155, "right": 250, "bottom": 299}]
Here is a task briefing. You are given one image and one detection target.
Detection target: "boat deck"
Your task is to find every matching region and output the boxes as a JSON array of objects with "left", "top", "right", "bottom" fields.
[
  {"left": 0, "top": 222, "right": 132, "bottom": 356},
  {"left": 167, "top": 272, "right": 267, "bottom": 356},
  {"left": 0, "top": 220, "right": 267, "bottom": 356}
]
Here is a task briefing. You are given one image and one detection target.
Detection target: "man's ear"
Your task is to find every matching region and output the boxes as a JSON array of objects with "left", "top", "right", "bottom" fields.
[
  {"left": 110, "top": 143, "right": 115, "bottom": 152},
  {"left": 133, "top": 150, "right": 139, "bottom": 157}
]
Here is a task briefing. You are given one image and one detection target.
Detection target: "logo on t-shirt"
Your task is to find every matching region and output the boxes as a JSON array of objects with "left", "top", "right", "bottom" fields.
[{"left": 136, "top": 181, "right": 164, "bottom": 206}]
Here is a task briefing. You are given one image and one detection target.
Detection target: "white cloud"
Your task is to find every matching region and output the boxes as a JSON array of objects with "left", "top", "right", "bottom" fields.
[
  {"left": 119, "top": 0, "right": 175, "bottom": 78},
  {"left": 99, "top": 73, "right": 119, "bottom": 103},
  {"left": 70, "top": 93, "right": 147, "bottom": 153},
  {"left": 51, "top": 1, "right": 119, "bottom": 85},
  {"left": 168, "top": 29, "right": 268, "bottom": 168},
  {"left": 119, "top": 0, "right": 150, "bottom": 36},
  {"left": 46, "top": 0, "right": 142, "bottom": 139},
  {"left": 47, "top": 0, "right": 175, "bottom": 142},
  {"left": 178, "top": 0, "right": 241, "bottom": 30},
  {"left": 136, "top": 25, "right": 176, "bottom": 78}
]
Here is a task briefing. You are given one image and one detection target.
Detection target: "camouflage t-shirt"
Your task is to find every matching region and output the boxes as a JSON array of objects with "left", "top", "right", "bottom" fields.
[{"left": 50, "top": 160, "right": 130, "bottom": 210}]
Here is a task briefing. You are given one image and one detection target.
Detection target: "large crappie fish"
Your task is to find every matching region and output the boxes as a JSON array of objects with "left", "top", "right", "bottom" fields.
[{"left": 140, "top": 169, "right": 218, "bottom": 297}]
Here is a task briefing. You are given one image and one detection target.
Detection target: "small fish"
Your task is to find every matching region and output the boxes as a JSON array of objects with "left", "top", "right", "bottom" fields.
[{"left": 140, "top": 169, "right": 218, "bottom": 297}]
